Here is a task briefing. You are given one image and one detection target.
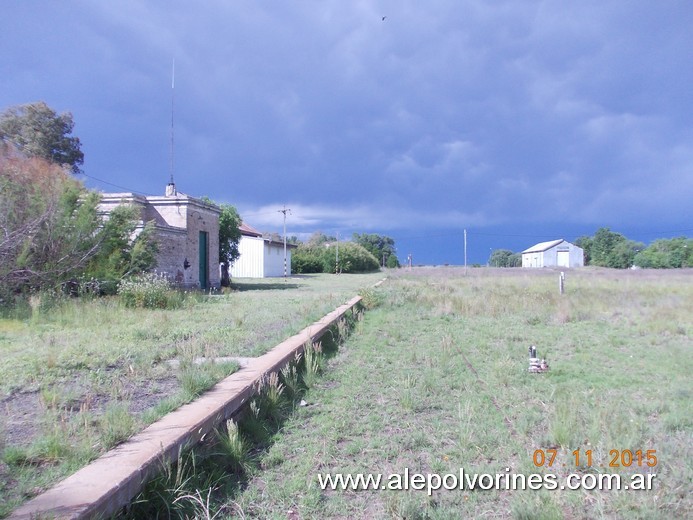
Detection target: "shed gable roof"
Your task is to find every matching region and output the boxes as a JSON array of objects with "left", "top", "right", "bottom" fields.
[
  {"left": 522, "top": 239, "right": 565, "bottom": 254},
  {"left": 239, "top": 222, "right": 263, "bottom": 237}
]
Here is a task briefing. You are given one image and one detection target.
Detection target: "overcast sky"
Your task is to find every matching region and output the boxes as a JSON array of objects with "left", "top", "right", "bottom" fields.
[{"left": 2, "top": 1, "right": 691, "bottom": 264}]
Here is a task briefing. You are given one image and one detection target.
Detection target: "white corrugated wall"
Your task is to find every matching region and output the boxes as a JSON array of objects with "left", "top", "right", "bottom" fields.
[{"left": 230, "top": 236, "right": 265, "bottom": 278}]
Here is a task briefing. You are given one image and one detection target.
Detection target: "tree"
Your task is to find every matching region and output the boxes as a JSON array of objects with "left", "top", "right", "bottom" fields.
[
  {"left": 590, "top": 228, "right": 624, "bottom": 266},
  {"left": 1, "top": 145, "right": 158, "bottom": 301},
  {"left": 634, "top": 237, "right": 693, "bottom": 268},
  {"left": 352, "top": 232, "right": 400, "bottom": 267},
  {"left": 0, "top": 102, "right": 84, "bottom": 174},
  {"left": 200, "top": 198, "right": 241, "bottom": 287},
  {"left": 218, "top": 203, "right": 242, "bottom": 266},
  {"left": 306, "top": 231, "right": 336, "bottom": 246},
  {"left": 489, "top": 249, "right": 521, "bottom": 267},
  {"left": 83, "top": 205, "right": 159, "bottom": 294},
  {"left": 608, "top": 239, "right": 644, "bottom": 269},
  {"left": 583, "top": 227, "right": 643, "bottom": 268},
  {"left": 386, "top": 254, "right": 399, "bottom": 268},
  {"left": 0, "top": 147, "right": 100, "bottom": 299}
]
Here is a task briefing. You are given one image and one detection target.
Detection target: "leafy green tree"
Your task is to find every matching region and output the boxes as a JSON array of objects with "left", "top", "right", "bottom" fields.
[
  {"left": 634, "top": 237, "right": 693, "bottom": 268},
  {"left": 590, "top": 228, "right": 625, "bottom": 267},
  {"left": 218, "top": 203, "right": 242, "bottom": 266},
  {"left": 608, "top": 239, "right": 644, "bottom": 269},
  {"left": 489, "top": 249, "right": 521, "bottom": 267},
  {"left": 352, "top": 232, "right": 399, "bottom": 267},
  {"left": 577, "top": 227, "right": 651, "bottom": 268},
  {"left": 0, "top": 101, "right": 84, "bottom": 174},
  {"left": 386, "top": 254, "right": 400, "bottom": 268},
  {"left": 84, "top": 205, "right": 159, "bottom": 294}
]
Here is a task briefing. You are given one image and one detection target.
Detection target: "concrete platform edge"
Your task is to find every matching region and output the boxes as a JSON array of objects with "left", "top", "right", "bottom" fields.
[{"left": 9, "top": 294, "right": 366, "bottom": 519}]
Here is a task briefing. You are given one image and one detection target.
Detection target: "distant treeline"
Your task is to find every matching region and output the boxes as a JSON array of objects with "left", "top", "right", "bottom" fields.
[
  {"left": 575, "top": 228, "right": 691, "bottom": 269},
  {"left": 489, "top": 228, "right": 692, "bottom": 268}
]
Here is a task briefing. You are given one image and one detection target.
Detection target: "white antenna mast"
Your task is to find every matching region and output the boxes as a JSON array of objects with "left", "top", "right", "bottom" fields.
[{"left": 170, "top": 58, "right": 175, "bottom": 186}]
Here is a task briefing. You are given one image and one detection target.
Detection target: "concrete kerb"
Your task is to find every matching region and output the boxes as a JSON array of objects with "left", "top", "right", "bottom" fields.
[{"left": 9, "top": 293, "right": 369, "bottom": 519}]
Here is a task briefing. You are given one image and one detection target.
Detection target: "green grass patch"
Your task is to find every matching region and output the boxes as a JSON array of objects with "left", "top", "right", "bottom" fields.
[
  {"left": 0, "top": 272, "right": 382, "bottom": 516},
  {"left": 221, "top": 268, "right": 692, "bottom": 519}
]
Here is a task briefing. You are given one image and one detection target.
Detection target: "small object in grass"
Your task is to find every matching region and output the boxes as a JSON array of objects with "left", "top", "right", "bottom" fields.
[
  {"left": 528, "top": 345, "right": 549, "bottom": 373},
  {"left": 528, "top": 358, "right": 549, "bottom": 373},
  {"left": 300, "top": 399, "right": 308, "bottom": 406}
]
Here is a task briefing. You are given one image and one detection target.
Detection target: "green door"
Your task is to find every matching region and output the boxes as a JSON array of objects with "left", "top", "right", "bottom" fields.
[{"left": 198, "top": 231, "right": 208, "bottom": 289}]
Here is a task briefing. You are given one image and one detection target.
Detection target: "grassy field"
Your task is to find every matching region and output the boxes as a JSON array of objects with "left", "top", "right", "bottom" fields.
[
  {"left": 0, "top": 273, "right": 383, "bottom": 517},
  {"left": 1, "top": 268, "right": 690, "bottom": 519},
  {"left": 224, "top": 267, "right": 692, "bottom": 519}
]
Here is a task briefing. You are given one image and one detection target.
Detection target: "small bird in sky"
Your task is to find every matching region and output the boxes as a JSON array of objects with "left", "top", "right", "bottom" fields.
[{"left": 382, "top": 16, "right": 387, "bottom": 21}]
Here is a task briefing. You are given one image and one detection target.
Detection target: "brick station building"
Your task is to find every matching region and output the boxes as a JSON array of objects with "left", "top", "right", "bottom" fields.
[{"left": 98, "top": 182, "right": 221, "bottom": 289}]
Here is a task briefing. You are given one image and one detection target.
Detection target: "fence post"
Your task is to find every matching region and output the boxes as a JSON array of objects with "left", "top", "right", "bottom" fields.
[{"left": 559, "top": 271, "right": 565, "bottom": 295}]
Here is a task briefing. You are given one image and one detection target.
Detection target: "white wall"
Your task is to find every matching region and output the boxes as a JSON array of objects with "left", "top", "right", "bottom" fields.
[
  {"left": 230, "top": 237, "right": 294, "bottom": 278},
  {"left": 230, "top": 235, "right": 265, "bottom": 278},
  {"left": 264, "top": 242, "right": 291, "bottom": 277},
  {"left": 522, "top": 252, "right": 543, "bottom": 268},
  {"left": 522, "top": 242, "right": 584, "bottom": 268}
]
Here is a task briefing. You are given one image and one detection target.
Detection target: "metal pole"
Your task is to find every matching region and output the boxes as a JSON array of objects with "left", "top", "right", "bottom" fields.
[
  {"left": 278, "top": 206, "right": 291, "bottom": 280},
  {"left": 283, "top": 214, "right": 287, "bottom": 279},
  {"left": 464, "top": 228, "right": 467, "bottom": 276}
]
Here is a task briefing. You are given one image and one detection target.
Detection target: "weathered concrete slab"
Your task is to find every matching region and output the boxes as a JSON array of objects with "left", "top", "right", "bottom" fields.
[
  {"left": 165, "top": 356, "right": 255, "bottom": 368},
  {"left": 9, "top": 295, "right": 364, "bottom": 519}
]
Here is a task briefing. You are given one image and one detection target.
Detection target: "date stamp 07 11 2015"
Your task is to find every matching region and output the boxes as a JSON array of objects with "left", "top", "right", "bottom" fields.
[{"left": 533, "top": 448, "right": 657, "bottom": 469}]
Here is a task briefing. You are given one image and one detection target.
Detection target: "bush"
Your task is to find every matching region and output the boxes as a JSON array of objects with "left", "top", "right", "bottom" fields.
[
  {"left": 292, "top": 247, "right": 325, "bottom": 274},
  {"left": 117, "top": 273, "right": 182, "bottom": 309},
  {"left": 331, "top": 242, "right": 380, "bottom": 273},
  {"left": 0, "top": 147, "right": 103, "bottom": 296},
  {"left": 291, "top": 242, "right": 380, "bottom": 274},
  {"left": 386, "top": 254, "right": 400, "bottom": 268}
]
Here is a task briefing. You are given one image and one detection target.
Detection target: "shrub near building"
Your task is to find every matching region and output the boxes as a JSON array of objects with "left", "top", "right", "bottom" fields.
[{"left": 292, "top": 242, "right": 380, "bottom": 273}]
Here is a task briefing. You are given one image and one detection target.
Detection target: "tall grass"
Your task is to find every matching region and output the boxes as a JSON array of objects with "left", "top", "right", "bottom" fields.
[{"left": 224, "top": 267, "right": 692, "bottom": 519}]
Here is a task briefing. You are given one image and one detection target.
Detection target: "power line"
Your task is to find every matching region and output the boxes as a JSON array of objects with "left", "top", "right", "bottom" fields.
[{"left": 77, "top": 173, "right": 157, "bottom": 196}]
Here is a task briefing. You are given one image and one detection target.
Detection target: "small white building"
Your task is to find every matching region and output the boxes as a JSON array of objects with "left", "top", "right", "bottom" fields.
[
  {"left": 522, "top": 239, "right": 584, "bottom": 268},
  {"left": 230, "top": 222, "right": 297, "bottom": 278}
]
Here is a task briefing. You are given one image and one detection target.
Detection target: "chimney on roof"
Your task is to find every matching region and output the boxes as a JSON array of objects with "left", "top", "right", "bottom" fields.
[{"left": 165, "top": 182, "right": 177, "bottom": 197}]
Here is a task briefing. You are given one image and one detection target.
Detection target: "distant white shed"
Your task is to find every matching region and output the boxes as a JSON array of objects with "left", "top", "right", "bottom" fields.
[
  {"left": 521, "top": 239, "right": 584, "bottom": 268},
  {"left": 230, "top": 222, "right": 297, "bottom": 278}
]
